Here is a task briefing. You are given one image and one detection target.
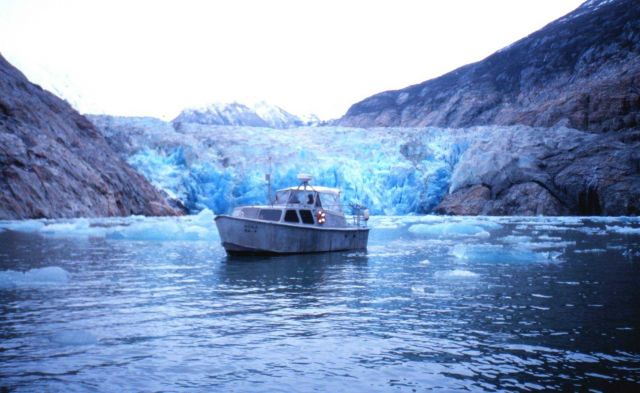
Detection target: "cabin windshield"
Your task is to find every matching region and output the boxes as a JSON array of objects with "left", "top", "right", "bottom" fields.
[
  {"left": 275, "top": 190, "right": 318, "bottom": 206},
  {"left": 275, "top": 188, "right": 341, "bottom": 211},
  {"left": 319, "top": 192, "right": 340, "bottom": 212}
]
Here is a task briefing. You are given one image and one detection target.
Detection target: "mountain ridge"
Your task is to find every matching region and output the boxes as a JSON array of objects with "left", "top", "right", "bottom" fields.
[
  {"left": 173, "top": 101, "right": 321, "bottom": 129},
  {"left": 338, "top": 0, "right": 640, "bottom": 132}
]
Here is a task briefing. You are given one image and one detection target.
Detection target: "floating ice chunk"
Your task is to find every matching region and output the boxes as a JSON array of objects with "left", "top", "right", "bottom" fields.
[
  {"left": 465, "top": 219, "right": 503, "bottom": 230},
  {"left": 1, "top": 210, "right": 219, "bottom": 241},
  {"left": 106, "top": 217, "right": 218, "bottom": 241},
  {"left": 369, "top": 216, "right": 404, "bottom": 229},
  {"left": 0, "top": 267, "right": 70, "bottom": 289},
  {"left": 106, "top": 209, "right": 218, "bottom": 241},
  {"left": 0, "top": 219, "right": 46, "bottom": 233},
  {"left": 556, "top": 281, "right": 580, "bottom": 286},
  {"left": 50, "top": 330, "right": 97, "bottom": 346},
  {"left": 502, "top": 235, "right": 533, "bottom": 244},
  {"left": 409, "top": 223, "right": 489, "bottom": 237},
  {"left": 574, "top": 248, "right": 606, "bottom": 254},
  {"left": 537, "top": 235, "right": 562, "bottom": 241},
  {"left": 411, "top": 286, "right": 428, "bottom": 295},
  {"left": 574, "top": 227, "right": 608, "bottom": 235},
  {"left": 435, "top": 269, "right": 479, "bottom": 279},
  {"left": 606, "top": 225, "right": 640, "bottom": 235},
  {"left": 531, "top": 225, "right": 573, "bottom": 231},
  {"left": 40, "top": 219, "right": 107, "bottom": 238},
  {"left": 565, "top": 352, "right": 600, "bottom": 363},
  {"left": 366, "top": 248, "right": 415, "bottom": 258},
  {"left": 451, "top": 244, "right": 557, "bottom": 263},
  {"left": 419, "top": 258, "right": 431, "bottom": 265},
  {"left": 524, "top": 241, "right": 575, "bottom": 250}
]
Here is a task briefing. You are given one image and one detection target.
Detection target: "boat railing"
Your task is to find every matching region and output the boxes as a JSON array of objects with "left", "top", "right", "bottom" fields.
[{"left": 349, "top": 204, "right": 370, "bottom": 228}]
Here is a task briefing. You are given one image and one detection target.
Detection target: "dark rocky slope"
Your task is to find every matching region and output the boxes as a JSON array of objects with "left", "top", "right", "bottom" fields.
[
  {"left": 435, "top": 127, "right": 640, "bottom": 216},
  {"left": 339, "top": 0, "right": 640, "bottom": 132},
  {"left": 0, "top": 54, "right": 179, "bottom": 219}
]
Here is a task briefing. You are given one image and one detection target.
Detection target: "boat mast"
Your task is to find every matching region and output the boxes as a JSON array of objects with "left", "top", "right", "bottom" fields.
[{"left": 266, "top": 156, "right": 273, "bottom": 205}]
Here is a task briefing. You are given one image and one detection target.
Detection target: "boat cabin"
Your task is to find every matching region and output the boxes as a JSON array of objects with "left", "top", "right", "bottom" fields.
[{"left": 231, "top": 186, "right": 348, "bottom": 228}]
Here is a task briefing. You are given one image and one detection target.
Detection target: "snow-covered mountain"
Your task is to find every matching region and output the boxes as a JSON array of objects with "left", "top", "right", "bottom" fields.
[{"left": 172, "top": 101, "right": 320, "bottom": 129}]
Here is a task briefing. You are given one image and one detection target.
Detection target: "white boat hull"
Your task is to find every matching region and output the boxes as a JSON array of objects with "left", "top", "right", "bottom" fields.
[{"left": 215, "top": 215, "right": 369, "bottom": 255}]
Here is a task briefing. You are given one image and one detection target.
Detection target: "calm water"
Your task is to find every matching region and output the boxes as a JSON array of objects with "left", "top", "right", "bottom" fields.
[{"left": 1, "top": 214, "right": 639, "bottom": 392}]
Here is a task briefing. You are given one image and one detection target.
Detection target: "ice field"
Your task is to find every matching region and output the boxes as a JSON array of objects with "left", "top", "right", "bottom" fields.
[{"left": 119, "top": 125, "right": 473, "bottom": 215}]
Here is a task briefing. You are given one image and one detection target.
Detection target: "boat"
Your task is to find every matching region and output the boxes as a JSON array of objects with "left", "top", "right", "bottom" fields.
[{"left": 215, "top": 174, "right": 370, "bottom": 255}]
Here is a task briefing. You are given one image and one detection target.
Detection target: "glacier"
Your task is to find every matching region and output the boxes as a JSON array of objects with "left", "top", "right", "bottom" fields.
[
  {"left": 89, "top": 115, "right": 639, "bottom": 217},
  {"left": 99, "top": 120, "right": 472, "bottom": 215}
]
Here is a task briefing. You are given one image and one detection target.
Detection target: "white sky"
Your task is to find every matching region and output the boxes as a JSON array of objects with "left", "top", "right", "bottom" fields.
[{"left": 0, "top": 0, "right": 584, "bottom": 120}]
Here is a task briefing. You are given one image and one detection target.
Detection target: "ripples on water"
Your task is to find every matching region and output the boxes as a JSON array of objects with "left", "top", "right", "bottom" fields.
[{"left": 0, "top": 214, "right": 639, "bottom": 392}]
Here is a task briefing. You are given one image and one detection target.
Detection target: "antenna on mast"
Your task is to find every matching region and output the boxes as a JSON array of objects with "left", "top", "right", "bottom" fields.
[{"left": 266, "top": 157, "right": 273, "bottom": 205}]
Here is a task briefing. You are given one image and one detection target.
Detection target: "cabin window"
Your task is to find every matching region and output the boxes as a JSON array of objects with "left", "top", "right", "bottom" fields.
[
  {"left": 299, "top": 209, "right": 314, "bottom": 224},
  {"left": 258, "top": 209, "right": 282, "bottom": 222},
  {"left": 288, "top": 193, "right": 300, "bottom": 204},
  {"left": 306, "top": 194, "right": 314, "bottom": 205},
  {"left": 319, "top": 193, "right": 340, "bottom": 211},
  {"left": 284, "top": 209, "right": 300, "bottom": 223}
]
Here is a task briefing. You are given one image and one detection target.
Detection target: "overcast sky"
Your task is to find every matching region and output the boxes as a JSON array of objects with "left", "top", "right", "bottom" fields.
[{"left": 0, "top": 0, "right": 584, "bottom": 120}]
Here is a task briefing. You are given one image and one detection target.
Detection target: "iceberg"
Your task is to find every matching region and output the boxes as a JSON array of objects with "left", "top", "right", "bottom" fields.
[
  {"left": 409, "top": 223, "right": 489, "bottom": 237},
  {"left": 0, "top": 266, "right": 70, "bottom": 289},
  {"left": 450, "top": 244, "right": 559, "bottom": 264}
]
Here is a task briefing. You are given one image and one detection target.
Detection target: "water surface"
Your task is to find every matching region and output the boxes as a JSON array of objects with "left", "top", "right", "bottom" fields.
[{"left": 1, "top": 214, "right": 639, "bottom": 391}]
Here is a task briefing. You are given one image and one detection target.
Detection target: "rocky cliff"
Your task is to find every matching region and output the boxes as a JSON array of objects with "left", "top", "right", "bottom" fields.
[
  {"left": 339, "top": 0, "right": 640, "bottom": 132},
  {"left": 435, "top": 127, "right": 640, "bottom": 216},
  {"left": 0, "top": 54, "right": 179, "bottom": 219}
]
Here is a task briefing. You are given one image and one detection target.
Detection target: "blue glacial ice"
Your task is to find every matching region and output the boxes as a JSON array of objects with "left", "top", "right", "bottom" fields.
[{"left": 121, "top": 125, "right": 470, "bottom": 215}]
